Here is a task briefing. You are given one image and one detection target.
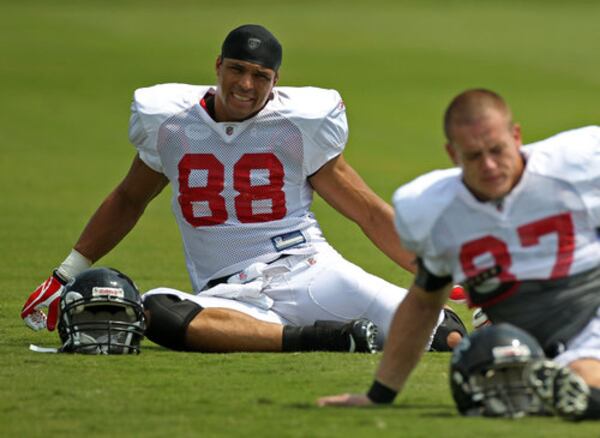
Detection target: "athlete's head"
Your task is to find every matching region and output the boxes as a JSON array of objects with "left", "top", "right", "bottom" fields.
[
  {"left": 215, "top": 25, "right": 281, "bottom": 122},
  {"left": 444, "top": 89, "right": 524, "bottom": 202}
]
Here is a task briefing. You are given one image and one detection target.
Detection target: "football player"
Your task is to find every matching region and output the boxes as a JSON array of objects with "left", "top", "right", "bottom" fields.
[
  {"left": 318, "top": 89, "right": 600, "bottom": 420},
  {"left": 21, "top": 24, "right": 466, "bottom": 354}
]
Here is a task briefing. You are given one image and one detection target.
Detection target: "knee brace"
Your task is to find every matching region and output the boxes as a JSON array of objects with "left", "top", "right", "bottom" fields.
[
  {"left": 430, "top": 308, "right": 468, "bottom": 352},
  {"left": 143, "top": 294, "right": 204, "bottom": 351}
]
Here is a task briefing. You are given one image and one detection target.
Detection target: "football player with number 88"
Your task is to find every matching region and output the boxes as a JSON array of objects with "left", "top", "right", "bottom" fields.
[{"left": 21, "top": 25, "right": 466, "bottom": 355}]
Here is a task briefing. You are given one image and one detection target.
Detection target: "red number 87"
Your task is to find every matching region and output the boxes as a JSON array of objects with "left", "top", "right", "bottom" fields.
[
  {"left": 460, "top": 212, "right": 575, "bottom": 281},
  {"left": 177, "top": 152, "right": 287, "bottom": 227}
]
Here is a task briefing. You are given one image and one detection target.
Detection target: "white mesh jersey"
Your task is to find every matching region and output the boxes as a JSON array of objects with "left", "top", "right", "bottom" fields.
[
  {"left": 393, "top": 126, "right": 600, "bottom": 289},
  {"left": 128, "top": 83, "right": 348, "bottom": 291}
]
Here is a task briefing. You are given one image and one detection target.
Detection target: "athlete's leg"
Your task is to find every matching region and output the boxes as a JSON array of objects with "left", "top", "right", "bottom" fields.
[
  {"left": 143, "top": 288, "right": 375, "bottom": 353},
  {"left": 569, "top": 359, "right": 600, "bottom": 388},
  {"left": 531, "top": 308, "right": 600, "bottom": 419},
  {"left": 563, "top": 324, "right": 600, "bottom": 419},
  {"left": 555, "top": 306, "right": 600, "bottom": 389},
  {"left": 263, "top": 247, "right": 462, "bottom": 349},
  {"left": 263, "top": 250, "right": 405, "bottom": 335},
  {"left": 185, "top": 307, "right": 284, "bottom": 352}
]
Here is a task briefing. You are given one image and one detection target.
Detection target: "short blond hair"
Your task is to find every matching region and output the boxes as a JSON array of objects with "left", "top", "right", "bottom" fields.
[{"left": 443, "top": 89, "right": 513, "bottom": 142}]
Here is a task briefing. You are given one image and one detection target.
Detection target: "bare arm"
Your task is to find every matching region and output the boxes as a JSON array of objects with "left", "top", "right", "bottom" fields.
[
  {"left": 374, "top": 283, "right": 449, "bottom": 390},
  {"left": 74, "top": 154, "right": 169, "bottom": 262},
  {"left": 309, "top": 154, "right": 415, "bottom": 272},
  {"left": 317, "top": 282, "right": 449, "bottom": 406}
]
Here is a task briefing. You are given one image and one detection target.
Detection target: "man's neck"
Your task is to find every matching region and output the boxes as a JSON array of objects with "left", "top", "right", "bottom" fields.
[{"left": 203, "top": 93, "right": 217, "bottom": 120}]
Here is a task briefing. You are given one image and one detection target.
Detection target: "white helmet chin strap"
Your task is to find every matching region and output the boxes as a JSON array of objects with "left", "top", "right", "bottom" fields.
[{"left": 29, "top": 344, "right": 59, "bottom": 354}]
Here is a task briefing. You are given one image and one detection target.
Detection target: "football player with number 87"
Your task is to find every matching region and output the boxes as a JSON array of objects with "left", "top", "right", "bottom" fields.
[
  {"left": 318, "top": 89, "right": 600, "bottom": 420},
  {"left": 21, "top": 24, "right": 467, "bottom": 355}
]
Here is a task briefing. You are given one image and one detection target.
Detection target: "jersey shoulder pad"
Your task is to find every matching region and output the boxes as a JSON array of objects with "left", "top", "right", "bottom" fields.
[
  {"left": 525, "top": 126, "right": 600, "bottom": 183},
  {"left": 133, "top": 83, "right": 207, "bottom": 118},
  {"left": 271, "top": 87, "right": 347, "bottom": 175},
  {"left": 271, "top": 86, "right": 344, "bottom": 122},
  {"left": 129, "top": 83, "right": 208, "bottom": 173},
  {"left": 392, "top": 168, "right": 462, "bottom": 253}
]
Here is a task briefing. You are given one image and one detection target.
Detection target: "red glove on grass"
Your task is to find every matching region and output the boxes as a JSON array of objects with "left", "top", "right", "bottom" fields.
[{"left": 21, "top": 271, "right": 67, "bottom": 331}]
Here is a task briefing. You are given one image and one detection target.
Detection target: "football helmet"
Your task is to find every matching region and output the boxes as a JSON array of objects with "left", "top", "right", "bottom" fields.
[
  {"left": 450, "top": 323, "right": 547, "bottom": 418},
  {"left": 57, "top": 267, "right": 145, "bottom": 354}
]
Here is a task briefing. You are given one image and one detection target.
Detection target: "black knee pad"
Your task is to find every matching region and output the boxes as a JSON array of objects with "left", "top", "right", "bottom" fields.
[
  {"left": 429, "top": 308, "right": 468, "bottom": 352},
  {"left": 143, "top": 294, "right": 203, "bottom": 351}
]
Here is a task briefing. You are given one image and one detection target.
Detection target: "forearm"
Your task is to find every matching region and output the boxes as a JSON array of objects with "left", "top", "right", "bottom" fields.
[
  {"left": 73, "top": 155, "right": 167, "bottom": 263},
  {"left": 374, "top": 286, "right": 446, "bottom": 393},
  {"left": 21, "top": 155, "right": 166, "bottom": 332},
  {"left": 74, "top": 189, "right": 147, "bottom": 263},
  {"left": 310, "top": 156, "right": 416, "bottom": 273},
  {"left": 359, "top": 201, "right": 416, "bottom": 273},
  {"left": 316, "top": 267, "right": 451, "bottom": 407}
]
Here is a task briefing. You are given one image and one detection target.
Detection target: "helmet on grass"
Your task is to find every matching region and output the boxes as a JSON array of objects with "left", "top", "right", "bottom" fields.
[
  {"left": 450, "top": 323, "right": 546, "bottom": 418},
  {"left": 58, "top": 267, "right": 145, "bottom": 354}
]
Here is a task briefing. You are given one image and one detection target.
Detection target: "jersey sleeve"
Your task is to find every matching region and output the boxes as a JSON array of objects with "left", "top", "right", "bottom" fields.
[
  {"left": 274, "top": 87, "right": 348, "bottom": 176},
  {"left": 392, "top": 168, "right": 462, "bottom": 277},
  {"left": 526, "top": 126, "right": 600, "bottom": 226},
  {"left": 571, "top": 127, "right": 600, "bottom": 226},
  {"left": 304, "top": 91, "right": 348, "bottom": 175},
  {"left": 128, "top": 83, "right": 206, "bottom": 174},
  {"left": 128, "top": 99, "right": 163, "bottom": 173}
]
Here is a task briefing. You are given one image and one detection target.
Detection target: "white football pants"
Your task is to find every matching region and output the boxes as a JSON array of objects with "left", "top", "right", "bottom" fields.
[{"left": 143, "top": 242, "right": 444, "bottom": 345}]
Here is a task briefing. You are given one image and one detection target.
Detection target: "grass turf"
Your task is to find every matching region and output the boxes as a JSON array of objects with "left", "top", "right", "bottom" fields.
[{"left": 1, "top": 1, "right": 599, "bottom": 436}]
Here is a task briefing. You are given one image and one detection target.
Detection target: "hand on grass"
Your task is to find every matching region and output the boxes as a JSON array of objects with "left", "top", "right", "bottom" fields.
[{"left": 317, "top": 393, "right": 373, "bottom": 407}]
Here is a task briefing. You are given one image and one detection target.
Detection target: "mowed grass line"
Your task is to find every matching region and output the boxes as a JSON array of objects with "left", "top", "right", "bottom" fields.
[{"left": 1, "top": 1, "right": 599, "bottom": 436}]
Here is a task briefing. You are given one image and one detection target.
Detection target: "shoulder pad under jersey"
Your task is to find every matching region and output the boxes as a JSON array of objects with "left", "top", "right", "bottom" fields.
[
  {"left": 392, "top": 168, "right": 462, "bottom": 254},
  {"left": 524, "top": 126, "right": 600, "bottom": 183},
  {"left": 270, "top": 86, "right": 348, "bottom": 175},
  {"left": 129, "top": 83, "right": 208, "bottom": 172},
  {"left": 133, "top": 83, "right": 207, "bottom": 119},
  {"left": 270, "top": 86, "right": 345, "bottom": 122}
]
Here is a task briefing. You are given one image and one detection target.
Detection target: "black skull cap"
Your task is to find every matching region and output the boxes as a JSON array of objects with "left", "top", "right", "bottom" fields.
[{"left": 221, "top": 24, "right": 282, "bottom": 71}]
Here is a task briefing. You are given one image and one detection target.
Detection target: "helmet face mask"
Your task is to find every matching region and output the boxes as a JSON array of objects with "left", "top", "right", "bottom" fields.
[
  {"left": 459, "top": 362, "right": 543, "bottom": 417},
  {"left": 450, "top": 323, "right": 547, "bottom": 418},
  {"left": 58, "top": 268, "right": 146, "bottom": 354}
]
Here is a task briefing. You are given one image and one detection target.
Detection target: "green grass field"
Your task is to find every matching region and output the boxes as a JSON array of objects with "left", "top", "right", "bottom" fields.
[{"left": 2, "top": 1, "right": 600, "bottom": 436}]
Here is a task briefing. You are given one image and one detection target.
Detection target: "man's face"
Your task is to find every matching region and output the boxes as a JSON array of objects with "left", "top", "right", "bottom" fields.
[
  {"left": 446, "top": 110, "right": 524, "bottom": 202},
  {"left": 214, "top": 57, "right": 278, "bottom": 122}
]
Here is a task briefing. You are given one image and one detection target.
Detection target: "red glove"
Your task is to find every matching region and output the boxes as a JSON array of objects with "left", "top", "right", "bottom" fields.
[
  {"left": 21, "top": 271, "right": 67, "bottom": 331},
  {"left": 449, "top": 284, "right": 467, "bottom": 304}
]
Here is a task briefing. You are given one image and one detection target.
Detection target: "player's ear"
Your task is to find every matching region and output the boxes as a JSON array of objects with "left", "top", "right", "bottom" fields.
[
  {"left": 512, "top": 123, "right": 522, "bottom": 146},
  {"left": 445, "top": 142, "right": 459, "bottom": 165},
  {"left": 215, "top": 56, "right": 223, "bottom": 72},
  {"left": 273, "top": 71, "right": 279, "bottom": 86}
]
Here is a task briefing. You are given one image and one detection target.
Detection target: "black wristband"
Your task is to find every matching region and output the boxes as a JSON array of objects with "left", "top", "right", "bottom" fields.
[
  {"left": 414, "top": 258, "right": 452, "bottom": 292},
  {"left": 367, "top": 380, "right": 397, "bottom": 404},
  {"left": 52, "top": 270, "right": 68, "bottom": 285}
]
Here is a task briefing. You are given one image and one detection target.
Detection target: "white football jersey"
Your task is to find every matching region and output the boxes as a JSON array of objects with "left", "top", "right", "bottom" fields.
[
  {"left": 128, "top": 83, "right": 348, "bottom": 291},
  {"left": 393, "top": 126, "right": 600, "bottom": 300}
]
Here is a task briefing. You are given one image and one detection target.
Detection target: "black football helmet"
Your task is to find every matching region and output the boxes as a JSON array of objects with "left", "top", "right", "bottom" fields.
[
  {"left": 449, "top": 323, "right": 547, "bottom": 418},
  {"left": 57, "top": 267, "right": 145, "bottom": 354}
]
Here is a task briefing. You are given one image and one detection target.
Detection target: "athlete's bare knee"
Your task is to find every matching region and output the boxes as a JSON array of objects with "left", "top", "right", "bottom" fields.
[
  {"left": 143, "top": 293, "right": 203, "bottom": 351},
  {"left": 568, "top": 358, "right": 600, "bottom": 388}
]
